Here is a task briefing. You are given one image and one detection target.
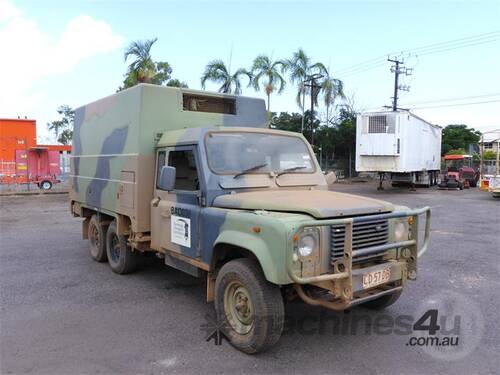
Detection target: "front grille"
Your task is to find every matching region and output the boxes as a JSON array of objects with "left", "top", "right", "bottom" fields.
[{"left": 330, "top": 218, "right": 389, "bottom": 263}]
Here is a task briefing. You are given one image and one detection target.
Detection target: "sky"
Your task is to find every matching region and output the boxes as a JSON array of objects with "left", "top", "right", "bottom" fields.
[{"left": 1, "top": 0, "right": 499, "bottom": 144}]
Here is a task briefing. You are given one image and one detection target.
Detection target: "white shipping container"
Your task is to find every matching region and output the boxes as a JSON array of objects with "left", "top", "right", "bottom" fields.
[{"left": 355, "top": 111, "right": 442, "bottom": 186}]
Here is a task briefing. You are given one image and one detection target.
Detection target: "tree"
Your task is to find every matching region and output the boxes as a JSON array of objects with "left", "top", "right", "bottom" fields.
[
  {"left": 284, "top": 48, "right": 327, "bottom": 132},
  {"left": 251, "top": 55, "right": 286, "bottom": 111},
  {"left": 47, "top": 105, "right": 74, "bottom": 145},
  {"left": 119, "top": 38, "right": 187, "bottom": 90},
  {"left": 320, "top": 72, "right": 345, "bottom": 125},
  {"left": 446, "top": 148, "right": 467, "bottom": 155},
  {"left": 166, "top": 78, "right": 189, "bottom": 88},
  {"left": 124, "top": 38, "right": 157, "bottom": 84},
  {"left": 441, "top": 124, "right": 481, "bottom": 156},
  {"left": 483, "top": 150, "right": 497, "bottom": 160},
  {"left": 270, "top": 111, "right": 303, "bottom": 133},
  {"left": 58, "top": 129, "right": 73, "bottom": 146},
  {"left": 331, "top": 107, "right": 356, "bottom": 159},
  {"left": 200, "top": 59, "right": 251, "bottom": 94},
  {"left": 270, "top": 111, "right": 319, "bottom": 144},
  {"left": 285, "top": 49, "right": 328, "bottom": 106}
]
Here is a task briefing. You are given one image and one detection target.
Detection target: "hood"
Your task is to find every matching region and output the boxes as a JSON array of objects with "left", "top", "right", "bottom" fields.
[{"left": 212, "top": 190, "right": 393, "bottom": 219}]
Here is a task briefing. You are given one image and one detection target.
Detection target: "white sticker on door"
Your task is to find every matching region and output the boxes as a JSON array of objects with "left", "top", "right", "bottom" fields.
[{"left": 171, "top": 215, "right": 191, "bottom": 248}]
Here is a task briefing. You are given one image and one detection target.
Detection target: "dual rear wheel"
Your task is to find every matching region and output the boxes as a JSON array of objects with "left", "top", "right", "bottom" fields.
[{"left": 87, "top": 215, "right": 137, "bottom": 274}]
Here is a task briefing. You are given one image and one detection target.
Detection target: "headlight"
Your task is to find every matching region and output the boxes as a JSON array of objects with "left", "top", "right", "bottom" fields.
[
  {"left": 298, "top": 234, "right": 315, "bottom": 257},
  {"left": 394, "top": 221, "right": 408, "bottom": 242},
  {"left": 296, "top": 228, "right": 319, "bottom": 258}
]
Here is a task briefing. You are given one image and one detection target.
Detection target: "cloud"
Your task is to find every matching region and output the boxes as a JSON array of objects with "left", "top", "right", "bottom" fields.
[
  {"left": 0, "top": 0, "right": 124, "bottom": 119},
  {"left": 0, "top": 0, "right": 20, "bottom": 21}
]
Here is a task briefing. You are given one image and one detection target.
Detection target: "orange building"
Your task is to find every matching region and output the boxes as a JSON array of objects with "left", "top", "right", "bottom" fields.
[{"left": 0, "top": 118, "right": 71, "bottom": 186}]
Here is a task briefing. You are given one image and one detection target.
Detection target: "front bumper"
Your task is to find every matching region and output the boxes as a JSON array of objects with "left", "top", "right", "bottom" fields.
[{"left": 287, "top": 207, "right": 431, "bottom": 310}]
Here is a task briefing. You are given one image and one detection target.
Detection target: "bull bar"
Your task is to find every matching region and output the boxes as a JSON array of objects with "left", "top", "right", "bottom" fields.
[{"left": 287, "top": 206, "right": 431, "bottom": 285}]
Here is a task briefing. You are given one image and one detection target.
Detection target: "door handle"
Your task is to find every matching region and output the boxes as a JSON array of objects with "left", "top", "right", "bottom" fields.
[
  {"left": 152, "top": 197, "right": 161, "bottom": 207},
  {"left": 160, "top": 211, "right": 171, "bottom": 218}
]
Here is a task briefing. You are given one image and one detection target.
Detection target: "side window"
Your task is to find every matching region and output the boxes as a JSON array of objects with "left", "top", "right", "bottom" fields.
[
  {"left": 168, "top": 150, "right": 199, "bottom": 191},
  {"left": 156, "top": 150, "right": 167, "bottom": 189}
]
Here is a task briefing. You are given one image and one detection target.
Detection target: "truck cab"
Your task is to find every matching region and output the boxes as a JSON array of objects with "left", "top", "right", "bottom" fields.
[{"left": 148, "top": 126, "right": 431, "bottom": 353}]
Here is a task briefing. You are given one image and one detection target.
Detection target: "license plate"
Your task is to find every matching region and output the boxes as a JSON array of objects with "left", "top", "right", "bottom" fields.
[{"left": 362, "top": 268, "right": 391, "bottom": 289}]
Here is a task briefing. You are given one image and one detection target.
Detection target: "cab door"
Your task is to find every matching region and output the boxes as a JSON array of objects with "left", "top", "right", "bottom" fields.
[{"left": 151, "top": 145, "right": 202, "bottom": 259}]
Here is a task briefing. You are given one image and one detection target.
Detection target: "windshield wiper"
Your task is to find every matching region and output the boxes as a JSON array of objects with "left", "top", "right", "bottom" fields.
[
  {"left": 233, "top": 163, "right": 268, "bottom": 179},
  {"left": 276, "top": 166, "right": 307, "bottom": 177}
]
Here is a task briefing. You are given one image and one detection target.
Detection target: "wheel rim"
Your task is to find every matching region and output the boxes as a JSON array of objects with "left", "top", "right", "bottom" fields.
[
  {"left": 223, "top": 281, "right": 254, "bottom": 335},
  {"left": 109, "top": 234, "right": 121, "bottom": 263},
  {"left": 42, "top": 182, "right": 50, "bottom": 189},
  {"left": 89, "top": 223, "right": 99, "bottom": 256}
]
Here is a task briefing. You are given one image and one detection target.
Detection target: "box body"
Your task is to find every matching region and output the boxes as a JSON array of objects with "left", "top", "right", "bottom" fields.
[
  {"left": 355, "top": 111, "right": 442, "bottom": 173},
  {"left": 70, "top": 84, "right": 267, "bottom": 232}
]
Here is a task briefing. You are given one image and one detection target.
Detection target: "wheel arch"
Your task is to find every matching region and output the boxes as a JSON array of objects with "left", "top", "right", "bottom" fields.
[{"left": 212, "top": 231, "right": 285, "bottom": 285}]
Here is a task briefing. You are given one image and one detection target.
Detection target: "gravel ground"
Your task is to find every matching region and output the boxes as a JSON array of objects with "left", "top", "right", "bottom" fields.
[{"left": 1, "top": 183, "right": 499, "bottom": 374}]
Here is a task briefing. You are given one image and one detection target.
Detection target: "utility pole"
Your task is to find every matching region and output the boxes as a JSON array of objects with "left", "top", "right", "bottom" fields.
[
  {"left": 300, "top": 83, "right": 305, "bottom": 134},
  {"left": 496, "top": 139, "right": 500, "bottom": 175},
  {"left": 310, "top": 84, "right": 314, "bottom": 146},
  {"left": 388, "top": 57, "right": 412, "bottom": 111},
  {"left": 303, "top": 74, "right": 323, "bottom": 146}
]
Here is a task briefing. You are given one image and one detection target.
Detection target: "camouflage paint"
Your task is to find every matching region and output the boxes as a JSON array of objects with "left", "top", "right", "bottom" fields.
[
  {"left": 86, "top": 126, "right": 129, "bottom": 207},
  {"left": 212, "top": 190, "right": 394, "bottom": 218},
  {"left": 71, "top": 106, "right": 84, "bottom": 193},
  {"left": 71, "top": 84, "right": 425, "bottom": 288},
  {"left": 70, "top": 84, "right": 268, "bottom": 233}
]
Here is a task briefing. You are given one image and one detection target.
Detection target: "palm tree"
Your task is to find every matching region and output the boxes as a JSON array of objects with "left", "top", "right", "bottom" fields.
[
  {"left": 124, "top": 38, "right": 157, "bottom": 83},
  {"left": 285, "top": 49, "right": 328, "bottom": 132},
  {"left": 251, "top": 55, "right": 286, "bottom": 111},
  {"left": 321, "top": 72, "right": 345, "bottom": 125},
  {"left": 200, "top": 59, "right": 251, "bottom": 95}
]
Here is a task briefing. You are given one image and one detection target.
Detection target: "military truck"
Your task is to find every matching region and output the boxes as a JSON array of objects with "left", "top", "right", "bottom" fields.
[{"left": 70, "top": 84, "right": 431, "bottom": 353}]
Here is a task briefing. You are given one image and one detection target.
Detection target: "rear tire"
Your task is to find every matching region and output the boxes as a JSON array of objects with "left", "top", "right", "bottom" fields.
[
  {"left": 362, "top": 289, "right": 402, "bottom": 310},
  {"left": 88, "top": 215, "right": 108, "bottom": 262},
  {"left": 39, "top": 180, "right": 52, "bottom": 190},
  {"left": 214, "top": 258, "right": 284, "bottom": 354},
  {"left": 105, "top": 221, "right": 137, "bottom": 274}
]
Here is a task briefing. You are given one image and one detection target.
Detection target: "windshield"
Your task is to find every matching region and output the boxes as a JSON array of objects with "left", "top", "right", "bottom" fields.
[{"left": 205, "top": 132, "right": 315, "bottom": 175}]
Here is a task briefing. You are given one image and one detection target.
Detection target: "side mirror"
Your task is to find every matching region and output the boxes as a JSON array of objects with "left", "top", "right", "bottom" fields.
[{"left": 158, "top": 166, "right": 176, "bottom": 191}]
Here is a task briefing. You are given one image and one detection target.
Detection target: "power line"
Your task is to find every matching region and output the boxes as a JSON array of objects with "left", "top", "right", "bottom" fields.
[
  {"left": 335, "top": 56, "right": 386, "bottom": 74},
  {"left": 409, "top": 99, "right": 500, "bottom": 110},
  {"left": 400, "top": 93, "right": 500, "bottom": 106},
  {"left": 334, "top": 31, "right": 500, "bottom": 77},
  {"left": 338, "top": 61, "right": 387, "bottom": 77},
  {"left": 416, "top": 38, "right": 500, "bottom": 57},
  {"left": 339, "top": 36, "right": 499, "bottom": 77},
  {"left": 405, "top": 31, "right": 500, "bottom": 54}
]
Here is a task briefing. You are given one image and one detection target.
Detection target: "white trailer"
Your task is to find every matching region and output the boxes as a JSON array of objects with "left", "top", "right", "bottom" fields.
[{"left": 355, "top": 111, "right": 442, "bottom": 189}]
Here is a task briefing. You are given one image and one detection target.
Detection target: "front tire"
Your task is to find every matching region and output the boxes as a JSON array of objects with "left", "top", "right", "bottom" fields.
[
  {"left": 105, "top": 221, "right": 137, "bottom": 274},
  {"left": 88, "top": 215, "right": 108, "bottom": 262},
  {"left": 214, "top": 258, "right": 284, "bottom": 354}
]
